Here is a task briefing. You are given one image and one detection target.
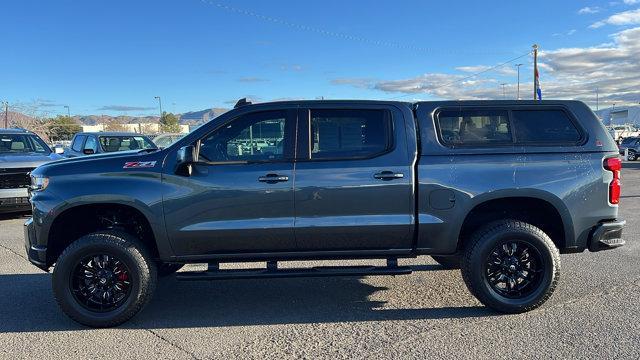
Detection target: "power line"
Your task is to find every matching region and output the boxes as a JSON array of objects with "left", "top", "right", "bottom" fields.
[
  {"left": 201, "top": 1, "right": 509, "bottom": 55},
  {"left": 386, "top": 51, "right": 532, "bottom": 100}
]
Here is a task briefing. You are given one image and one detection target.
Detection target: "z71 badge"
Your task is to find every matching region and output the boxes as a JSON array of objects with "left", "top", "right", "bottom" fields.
[{"left": 123, "top": 161, "right": 157, "bottom": 169}]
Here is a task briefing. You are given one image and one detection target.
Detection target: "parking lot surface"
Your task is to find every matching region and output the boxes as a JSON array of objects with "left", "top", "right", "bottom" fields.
[{"left": 1, "top": 163, "right": 639, "bottom": 359}]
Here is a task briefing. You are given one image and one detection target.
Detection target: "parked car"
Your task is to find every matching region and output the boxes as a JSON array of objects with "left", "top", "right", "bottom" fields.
[
  {"left": 0, "top": 128, "right": 64, "bottom": 213},
  {"left": 607, "top": 124, "right": 640, "bottom": 144},
  {"left": 25, "top": 100, "right": 624, "bottom": 327},
  {"left": 618, "top": 136, "right": 640, "bottom": 160},
  {"left": 152, "top": 133, "right": 185, "bottom": 148},
  {"left": 65, "top": 132, "right": 157, "bottom": 157}
]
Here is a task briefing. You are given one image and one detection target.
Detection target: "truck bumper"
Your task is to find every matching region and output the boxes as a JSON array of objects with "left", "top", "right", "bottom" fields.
[
  {"left": 588, "top": 219, "right": 626, "bottom": 252},
  {"left": 24, "top": 217, "right": 48, "bottom": 271},
  {"left": 0, "top": 188, "right": 30, "bottom": 213}
]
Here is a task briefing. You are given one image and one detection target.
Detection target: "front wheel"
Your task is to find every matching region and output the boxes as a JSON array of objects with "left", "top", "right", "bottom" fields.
[
  {"left": 52, "top": 231, "right": 157, "bottom": 327},
  {"left": 628, "top": 150, "right": 637, "bottom": 161},
  {"left": 461, "top": 220, "right": 560, "bottom": 313}
]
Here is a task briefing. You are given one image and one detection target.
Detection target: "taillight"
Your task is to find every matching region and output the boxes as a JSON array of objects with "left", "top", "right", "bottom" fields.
[{"left": 604, "top": 157, "right": 622, "bottom": 204}]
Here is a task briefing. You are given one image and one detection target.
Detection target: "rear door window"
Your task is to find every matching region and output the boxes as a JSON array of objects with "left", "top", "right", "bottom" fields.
[
  {"left": 511, "top": 110, "right": 581, "bottom": 143},
  {"left": 308, "top": 109, "right": 392, "bottom": 160},
  {"left": 437, "top": 109, "right": 512, "bottom": 145}
]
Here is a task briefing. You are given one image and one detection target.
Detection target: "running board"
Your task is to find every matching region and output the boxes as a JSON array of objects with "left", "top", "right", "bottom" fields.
[{"left": 175, "top": 260, "right": 411, "bottom": 281}]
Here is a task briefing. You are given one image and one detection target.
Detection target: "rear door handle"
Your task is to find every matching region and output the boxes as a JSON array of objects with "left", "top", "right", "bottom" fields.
[
  {"left": 374, "top": 171, "right": 404, "bottom": 180},
  {"left": 258, "top": 174, "right": 289, "bottom": 183}
]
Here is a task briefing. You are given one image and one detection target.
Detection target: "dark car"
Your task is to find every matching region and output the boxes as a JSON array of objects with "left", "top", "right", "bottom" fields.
[
  {"left": 0, "top": 128, "right": 64, "bottom": 213},
  {"left": 65, "top": 132, "right": 157, "bottom": 157},
  {"left": 25, "top": 100, "right": 624, "bottom": 327},
  {"left": 618, "top": 136, "right": 640, "bottom": 161}
]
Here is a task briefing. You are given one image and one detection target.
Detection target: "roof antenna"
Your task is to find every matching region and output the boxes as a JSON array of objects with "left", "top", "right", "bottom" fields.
[{"left": 234, "top": 98, "right": 252, "bottom": 109}]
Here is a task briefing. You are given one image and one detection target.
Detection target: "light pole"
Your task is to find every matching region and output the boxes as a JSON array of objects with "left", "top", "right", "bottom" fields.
[
  {"left": 154, "top": 96, "right": 163, "bottom": 123},
  {"left": 500, "top": 83, "right": 507, "bottom": 99},
  {"left": 610, "top": 103, "right": 616, "bottom": 126},
  {"left": 515, "top": 63, "right": 523, "bottom": 100},
  {"left": 63, "top": 105, "right": 70, "bottom": 117},
  {"left": 2, "top": 101, "right": 8, "bottom": 128},
  {"left": 596, "top": 89, "right": 599, "bottom": 111}
]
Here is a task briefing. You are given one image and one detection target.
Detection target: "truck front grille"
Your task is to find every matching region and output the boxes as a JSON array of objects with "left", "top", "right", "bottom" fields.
[{"left": 0, "top": 168, "right": 33, "bottom": 189}]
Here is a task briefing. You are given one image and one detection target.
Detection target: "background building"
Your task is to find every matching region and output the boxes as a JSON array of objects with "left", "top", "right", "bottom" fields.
[{"left": 595, "top": 105, "right": 640, "bottom": 126}]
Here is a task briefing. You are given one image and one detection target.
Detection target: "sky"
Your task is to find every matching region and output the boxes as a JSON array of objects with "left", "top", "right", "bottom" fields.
[{"left": 1, "top": 0, "right": 640, "bottom": 117}]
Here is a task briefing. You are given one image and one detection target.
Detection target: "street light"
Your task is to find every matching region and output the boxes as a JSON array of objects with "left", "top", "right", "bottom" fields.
[
  {"left": 500, "top": 83, "right": 507, "bottom": 99},
  {"left": 515, "top": 64, "right": 523, "bottom": 100},
  {"left": 63, "top": 105, "right": 70, "bottom": 117},
  {"left": 154, "top": 96, "right": 163, "bottom": 122}
]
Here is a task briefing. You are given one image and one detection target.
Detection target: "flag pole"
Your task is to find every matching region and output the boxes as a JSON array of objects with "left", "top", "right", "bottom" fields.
[{"left": 533, "top": 44, "right": 538, "bottom": 100}]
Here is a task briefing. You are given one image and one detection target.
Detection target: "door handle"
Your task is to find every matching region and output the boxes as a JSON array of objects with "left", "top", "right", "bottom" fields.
[
  {"left": 258, "top": 174, "right": 289, "bottom": 183},
  {"left": 374, "top": 171, "right": 404, "bottom": 180}
]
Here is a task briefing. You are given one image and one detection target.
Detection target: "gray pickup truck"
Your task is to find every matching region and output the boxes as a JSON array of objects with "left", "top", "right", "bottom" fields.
[{"left": 25, "top": 100, "right": 625, "bottom": 327}]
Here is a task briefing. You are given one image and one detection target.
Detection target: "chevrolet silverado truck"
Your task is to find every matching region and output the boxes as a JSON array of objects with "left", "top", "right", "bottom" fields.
[{"left": 24, "top": 99, "right": 625, "bottom": 327}]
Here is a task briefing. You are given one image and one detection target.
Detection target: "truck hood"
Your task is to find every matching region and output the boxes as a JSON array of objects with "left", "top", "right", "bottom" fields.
[
  {"left": 32, "top": 149, "right": 165, "bottom": 177},
  {"left": 0, "top": 153, "right": 64, "bottom": 169}
]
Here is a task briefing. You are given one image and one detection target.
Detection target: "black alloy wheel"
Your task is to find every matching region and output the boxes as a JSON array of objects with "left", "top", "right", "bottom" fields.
[
  {"left": 484, "top": 241, "right": 544, "bottom": 299},
  {"left": 71, "top": 254, "right": 132, "bottom": 312}
]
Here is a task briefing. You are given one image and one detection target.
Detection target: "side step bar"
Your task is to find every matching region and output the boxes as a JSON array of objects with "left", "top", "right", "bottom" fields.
[{"left": 175, "top": 259, "right": 411, "bottom": 281}]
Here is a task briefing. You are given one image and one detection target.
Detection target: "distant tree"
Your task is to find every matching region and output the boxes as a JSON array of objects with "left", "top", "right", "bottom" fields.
[
  {"left": 139, "top": 123, "right": 157, "bottom": 134},
  {"left": 104, "top": 120, "right": 128, "bottom": 132},
  {"left": 46, "top": 116, "right": 82, "bottom": 141},
  {"left": 160, "top": 111, "right": 181, "bottom": 133}
]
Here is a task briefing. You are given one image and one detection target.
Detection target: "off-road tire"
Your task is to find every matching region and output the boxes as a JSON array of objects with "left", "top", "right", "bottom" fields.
[
  {"left": 52, "top": 231, "right": 157, "bottom": 327},
  {"left": 431, "top": 255, "right": 461, "bottom": 269},
  {"left": 461, "top": 219, "right": 560, "bottom": 313}
]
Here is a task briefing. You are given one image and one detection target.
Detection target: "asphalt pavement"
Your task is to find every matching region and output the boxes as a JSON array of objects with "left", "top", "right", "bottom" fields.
[{"left": 1, "top": 163, "right": 639, "bottom": 359}]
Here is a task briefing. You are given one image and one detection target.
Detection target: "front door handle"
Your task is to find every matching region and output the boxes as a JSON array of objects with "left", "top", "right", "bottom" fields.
[
  {"left": 258, "top": 173, "right": 289, "bottom": 183},
  {"left": 374, "top": 171, "right": 404, "bottom": 181}
]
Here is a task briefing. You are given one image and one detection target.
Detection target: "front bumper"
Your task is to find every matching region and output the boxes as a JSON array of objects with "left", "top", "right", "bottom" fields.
[
  {"left": 0, "top": 188, "right": 30, "bottom": 213},
  {"left": 588, "top": 219, "right": 626, "bottom": 252},
  {"left": 24, "top": 217, "right": 48, "bottom": 271}
]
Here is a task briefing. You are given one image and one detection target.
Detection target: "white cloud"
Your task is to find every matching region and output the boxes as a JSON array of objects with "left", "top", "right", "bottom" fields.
[
  {"left": 590, "top": 8, "right": 640, "bottom": 28},
  {"left": 331, "top": 27, "right": 640, "bottom": 107},
  {"left": 568, "top": 29, "right": 577, "bottom": 35},
  {"left": 624, "top": 0, "right": 640, "bottom": 5},
  {"left": 579, "top": 6, "right": 600, "bottom": 14}
]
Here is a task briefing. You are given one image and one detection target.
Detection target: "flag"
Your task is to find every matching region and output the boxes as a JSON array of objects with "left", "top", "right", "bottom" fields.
[
  {"left": 535, "top": 66, "right": 542, "bottom": 100},
  {"left": 533, "top": 44, "right": 542, "bottom": 100}
]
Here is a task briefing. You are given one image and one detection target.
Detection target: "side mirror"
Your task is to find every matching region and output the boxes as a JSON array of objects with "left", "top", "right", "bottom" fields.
[
  {"left": 176, "top": 145, "right": 197, "bottom": 176},
  {"left": 54, "top": 146, "right": 65, "bottom": 154},
  {"left": 83, "top": 148, "right": 95, "bottom": 155}
]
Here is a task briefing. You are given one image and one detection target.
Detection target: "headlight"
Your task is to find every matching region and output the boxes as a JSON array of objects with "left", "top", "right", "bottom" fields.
[{"left": 30, "top": 175, "right": 49, "bottom": 192}]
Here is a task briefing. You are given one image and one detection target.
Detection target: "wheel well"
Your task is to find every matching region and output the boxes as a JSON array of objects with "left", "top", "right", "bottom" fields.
[
  {"left": 47, "top": 204, "right": 158, "bottom": 266},
  {"left": 458, "top": 197, "right": 566, "bottom": 250}
]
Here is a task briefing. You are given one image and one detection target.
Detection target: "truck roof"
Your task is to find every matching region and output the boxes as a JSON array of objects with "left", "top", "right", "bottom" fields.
[
  {"left": 77, "top": 132, "right": 152, "bottom": 137},
  {"left": 230, "top": 99, "right": 588, "bottom": 109},
  {"left": 0, "top": 128, "right": 35, "bottom": 135}
]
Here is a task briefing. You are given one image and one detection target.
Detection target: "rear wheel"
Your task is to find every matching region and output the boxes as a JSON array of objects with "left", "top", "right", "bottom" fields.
[
  {"left": 461, "top": 219, "right": 560, "bottom": 313},
  {"left": 52, "top": 231, "right": 157, "bottom": 327},
  {"left": 431, "top": 255, "right": 461, "bottom": 269},
  {"left": 628, "top": 150, "right": 637, "bottom": 161}
]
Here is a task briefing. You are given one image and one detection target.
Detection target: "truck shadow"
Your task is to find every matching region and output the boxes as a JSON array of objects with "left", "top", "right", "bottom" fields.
[
  {"left": 0, "top": 211, "right": 30, "bottom": 221},
  {"left": 623, "top": 161, "right": 640, "bottom": 170},
  {"left": 0, "top": 272, "right": 491, "bottom": 333}
]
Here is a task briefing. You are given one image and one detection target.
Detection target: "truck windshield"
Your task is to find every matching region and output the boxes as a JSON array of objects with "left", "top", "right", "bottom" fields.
[
  {"left": 98, "top": 136, "right": 157, "bottom": 152},
  {"left": 0, "top": 134, "right": 51, "bottom": 154}
]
